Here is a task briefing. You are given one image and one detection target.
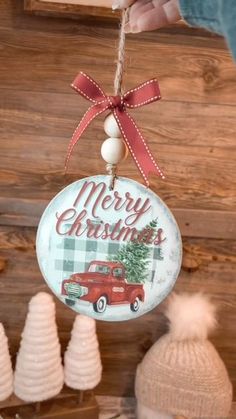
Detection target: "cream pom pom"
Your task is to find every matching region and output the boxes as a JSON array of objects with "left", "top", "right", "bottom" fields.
[{"left": 165, "top": 293, "right": 217, "bottom": 341}]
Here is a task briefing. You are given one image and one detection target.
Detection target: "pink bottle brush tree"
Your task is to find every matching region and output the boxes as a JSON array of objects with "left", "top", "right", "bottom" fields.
[
  {"left": 64, "top": 315, "right": 102, "bottom": 395},
  {"left": 14, "top": 292, "right": 64, "bottom": 402},
  {"left": 0, "top": 323, "right": 13, "bottom": 401}
]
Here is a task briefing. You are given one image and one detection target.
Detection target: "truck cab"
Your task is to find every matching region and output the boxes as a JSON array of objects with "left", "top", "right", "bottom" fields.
[{"left": 62, "top": 260, "right": 145, "bottom": 314}]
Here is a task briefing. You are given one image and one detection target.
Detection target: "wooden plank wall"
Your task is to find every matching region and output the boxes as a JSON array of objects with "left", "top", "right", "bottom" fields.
[{"left": 0, "top": 0, "right": 236, "bottom": 397}]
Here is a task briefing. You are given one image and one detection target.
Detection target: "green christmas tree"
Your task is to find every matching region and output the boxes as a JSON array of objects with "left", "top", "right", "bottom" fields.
[{"left": 109, "top": 219, "right": 158, "bottom": 284}]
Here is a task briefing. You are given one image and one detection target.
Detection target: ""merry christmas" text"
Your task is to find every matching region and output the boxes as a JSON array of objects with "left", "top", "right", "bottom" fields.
[{"left": 55, "top": 181, "right": 166, "bottom": 245}]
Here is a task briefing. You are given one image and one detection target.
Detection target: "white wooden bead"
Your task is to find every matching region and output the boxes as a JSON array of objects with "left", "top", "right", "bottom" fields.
[
  {"left": 101, "top": 137, "right": 127, "bottom": 164},
  {"left": 104, "top": 113, "right": 121, "bottom": 138}
]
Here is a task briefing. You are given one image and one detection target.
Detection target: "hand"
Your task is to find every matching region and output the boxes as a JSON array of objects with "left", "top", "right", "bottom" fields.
[{"left": 112, "top": 0, "right": 181, "bottom": 33}]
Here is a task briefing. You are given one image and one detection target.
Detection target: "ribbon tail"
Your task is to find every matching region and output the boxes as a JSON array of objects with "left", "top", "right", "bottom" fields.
[
  {"left": 65, "top": 102, "right": 109, "bottom": 171},
  {"left": 113, "top": 109, "right": 165, "bottom": 186},
  {"left": 124, "top": 78, "right": 161, "bottom": 108}
]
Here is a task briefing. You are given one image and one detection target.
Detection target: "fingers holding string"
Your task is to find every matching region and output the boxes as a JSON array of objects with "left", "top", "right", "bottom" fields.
[
  {"left": 127, "top": 0, "right": 167, "bottom": 30},
  {"left": 123, "top": 0, "right": 181, "bottom": 33}
]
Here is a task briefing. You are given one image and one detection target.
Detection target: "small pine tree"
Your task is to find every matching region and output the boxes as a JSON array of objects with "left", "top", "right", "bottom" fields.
[
  {"left": 110, "top": 219, "right": 158, "bottom": 284},
  {"left": 0, "top": 323, "right": 13, "bottom": 401},
  {"left": 14, "top": 292, "right": 64, "bottom": 402},
  {"left": 64, "top": 315, "right": 102, "bottom": 391}
]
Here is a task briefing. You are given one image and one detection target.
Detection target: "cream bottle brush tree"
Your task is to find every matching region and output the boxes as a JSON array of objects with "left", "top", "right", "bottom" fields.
[
  {"left": 0, "top": 323, "right": 13, "bottom": 401},
  {"left": 64, "top": 315, "right": 102, "bottom": 394},
  {"left": 14, "top": 292, "right": 64, "bottom": 402}
]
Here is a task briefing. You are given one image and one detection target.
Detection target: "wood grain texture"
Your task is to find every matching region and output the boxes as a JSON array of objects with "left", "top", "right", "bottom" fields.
[
  {"left": 0, "top": 28, "right": 234, "bottom": 104},
  {"left": 1, "top": 87, "right": 236, "bottom": 229},
  {"left": 0, "top": 226, "right": 236, "bottom": 396},
  {"left": 24, "top": 0, "right": 117, "bottom": 19},
  {"left": 1, "top": 197, "right": 236, "bottom": 240},
  {"left": 0, "top": 0, "right": 235, "bottom": 401},
  {"left": 0, "top": 2, "right": 235, "bottom": 232},
  {"left": 0, "top": 390, "right": 99, "bottom": 419}
]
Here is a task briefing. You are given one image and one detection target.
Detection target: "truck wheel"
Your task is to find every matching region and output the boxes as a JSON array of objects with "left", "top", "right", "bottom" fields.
[
  {"left": 65, "top": 297, "right": 76, "bottom": 307},
  {"left": 93, "top": 296, "right": 107, "bottom": 313},
  {"left": 130, "top": 297, "right": 140, "bottom": 312}
]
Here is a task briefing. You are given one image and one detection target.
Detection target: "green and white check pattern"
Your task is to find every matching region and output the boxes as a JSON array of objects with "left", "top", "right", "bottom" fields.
[{"left": 54, "top": 222, "right": 163, "bottom": 281}]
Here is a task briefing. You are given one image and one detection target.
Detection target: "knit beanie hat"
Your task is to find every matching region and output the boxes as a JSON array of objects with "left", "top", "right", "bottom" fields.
[{"left": 135, "top": 293, "right": 232, "bottom": 418}]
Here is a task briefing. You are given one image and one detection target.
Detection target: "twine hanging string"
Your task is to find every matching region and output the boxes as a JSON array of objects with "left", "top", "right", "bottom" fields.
[
  {"left": 107, "top": 8, "right": 130, "bottom": 189},
  {"left": 114, "top": 8, "right": 129, "bottom": 96}
]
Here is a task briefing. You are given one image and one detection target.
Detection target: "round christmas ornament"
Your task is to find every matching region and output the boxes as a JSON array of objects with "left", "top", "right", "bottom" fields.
[
  {"left": 36, "top": 9, "right": 182, "bottom": 322},
  {"left": 37, "top": 175, "right": 181, "bottom": 321}
]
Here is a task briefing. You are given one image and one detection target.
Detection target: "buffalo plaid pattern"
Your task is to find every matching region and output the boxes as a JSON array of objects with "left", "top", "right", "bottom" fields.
[{"left": 54, "top": 222, "right": 163, "bottom": 281}]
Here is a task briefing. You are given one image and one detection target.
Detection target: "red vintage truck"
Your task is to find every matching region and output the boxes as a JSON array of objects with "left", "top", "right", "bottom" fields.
[{"left": 61, "top": 260, "right": 145, "bottom": 314}]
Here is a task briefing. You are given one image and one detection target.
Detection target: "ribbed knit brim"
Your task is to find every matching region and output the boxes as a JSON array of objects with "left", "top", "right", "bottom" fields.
[{"left": 135, "top": 335, "right": 232, "bottom": 418}]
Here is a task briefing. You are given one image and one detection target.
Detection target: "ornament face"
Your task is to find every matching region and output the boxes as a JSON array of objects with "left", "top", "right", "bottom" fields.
[{"left": 36, "top": 176, "right": 182, "bottom": 321}]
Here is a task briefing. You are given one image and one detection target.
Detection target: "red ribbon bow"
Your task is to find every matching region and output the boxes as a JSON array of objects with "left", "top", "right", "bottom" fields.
[{"left": 66, "top": 72, "right": 164, "bottom": 186}]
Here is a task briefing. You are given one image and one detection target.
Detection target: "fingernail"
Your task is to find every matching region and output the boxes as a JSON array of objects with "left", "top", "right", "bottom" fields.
[{"left": 112, "top": 1, "right": 120, "bottom": 10}]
